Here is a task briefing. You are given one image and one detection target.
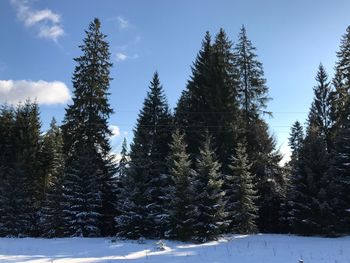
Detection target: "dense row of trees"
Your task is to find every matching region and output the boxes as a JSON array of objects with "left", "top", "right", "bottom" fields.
[
  {"left": 284, "top": 27, "right": 350, "bottom": 235},
  {"left": 0, "top": 18, "right": 349, "bottom": 241}
]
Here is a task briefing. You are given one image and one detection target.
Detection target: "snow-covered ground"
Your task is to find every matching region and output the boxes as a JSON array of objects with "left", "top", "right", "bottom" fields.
[{"left": 0, "top": 234, "right": 349, "bottom": 263}]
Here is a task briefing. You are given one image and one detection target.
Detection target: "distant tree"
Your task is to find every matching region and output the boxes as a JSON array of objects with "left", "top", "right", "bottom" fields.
[
  {"left": 167, "top": 130, "right": 196, "bottom": 241},
  {"left": 61, "top": 18, "right": 117, "bottom": 236},
  {"left": 289, "top": 121, "right": 304, "bottom": 162},
  {"left": 192, "top": 134, "right": 225, "bottom": 242}
]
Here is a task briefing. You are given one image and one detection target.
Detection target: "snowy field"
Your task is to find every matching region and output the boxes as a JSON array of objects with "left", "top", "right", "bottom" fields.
[{"left": 0, "top": 234, "right": 349, "bottom": 263}]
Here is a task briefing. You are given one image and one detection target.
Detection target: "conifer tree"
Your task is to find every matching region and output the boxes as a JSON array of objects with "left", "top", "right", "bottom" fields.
[
  {"left": 114, "top": 138, "right": 129, "bottom": 232},
  {"left": 61, "top": 18, "right": 116, "bottom": 236},
  {"left": 234, "top": 25, "right": 270, "bottom": 124},
  {"left": 13, "top": 101, "right": 42, "bottom": 236},
  {"left": 167, "top": 130, "right": 196, "bottom": 241},
  {"left": 333, "top": 26, "right": 350, "bottom": 128},
  {"left": 309, "top": 64, "right": 334, "bottom": 151},
  {"left": 175, "top": 30, "right": 240, "bottom": 172},
  {"left": 62, "top": 144, "right": 102, "bottom": 237},
  {"left": 192, "top": 134, "right": 225, "bottom": 242},
  {"left": 283, "top": 121, "right": 304, "bottom": 230},
  {"left": 329, "top": 113, "right": 350, "bottom": 234},
  {"left": 289, "top": 121, "right": 304, "bottom": 161},
  {"left": 0, "top": 106, "right": 21, "bottom": 237},
  {"left": 234, "top": 26, "right": 284, "bottom": 232},
  {"left": 117, "top": 138, "right": 128, "bottom": 179},
  {"left": 116, "top": 72, "right": 173, "bottom": 239},
  {"left": 40, "top": 118, "right": 65, "bottom": 237},
  {"left": 288, "top": 66, "right": 335, "bottom": 234},
  {"left": 226, "top": 143, "right": 258, "bottom": 234}
]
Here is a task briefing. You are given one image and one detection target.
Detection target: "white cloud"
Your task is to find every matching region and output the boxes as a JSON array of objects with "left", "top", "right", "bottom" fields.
[
  {"left": 0, "top": 80, "right": 70, "bottom": 105},
  {"left": 279, "top": 140, "right": 292, "bottom": 166},
  {"left": 110, "top": 125, "right": 120, "bottom": 138},
  {"left": 117, "top": 16, "right": 129, "bottom": 29},
  {"left": 116, "top": 52, "right": 128, "bottom": 62},
  {"left": 116, "top": 52, "right": 139, "bottom": 62},
  {"left": 11, "top": 0, "right": 64, "bottom": 42}
]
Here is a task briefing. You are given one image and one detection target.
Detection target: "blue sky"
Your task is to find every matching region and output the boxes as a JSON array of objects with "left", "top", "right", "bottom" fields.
[{"left": 1, "top": 0, "right": 350, "bottom": 162}]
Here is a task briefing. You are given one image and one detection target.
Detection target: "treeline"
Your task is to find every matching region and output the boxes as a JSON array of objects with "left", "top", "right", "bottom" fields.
[
  {"left": 283, "top": 27, "right": 350, "bottom": 236},
  {"left": 0, "top": 18, "right": 349, "bottom": 241}
]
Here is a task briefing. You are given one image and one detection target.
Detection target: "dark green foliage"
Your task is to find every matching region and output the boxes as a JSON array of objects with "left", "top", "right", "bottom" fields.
[
  {"left": 167, "top": 130, "right": 196, "bottom": 241},
  {"left": 329, "top": 114, "right": 350, "bottom": 234},
  {"left": 61, "top": 18, "right": 117, "bottom": 236},
  {"left": 175, "top": 30, "right": 240, "bottom": 172},
  {"left": 192, "top": 134, "right": 225, "bottom": 242},
  {"left": 309, "top": 64, "right": 334, "bottom": 151},
  {"left": 226, "top": 143, "right": 258, "bottom": 234},
  {"left": 234, "top": 25, "right": 271, "bottom": 123},
  {"left": 234, "top": 26, "right": 283, "bottom": 232},
  {"left": 289, "top": 121, "right": 304, "bottom": 161},
  {"left": 288, "top": 66, "right": 335, "bottom": 235},
  {"left": 40, "top": 118, "right": 65, "bottom": 237},
  {"left": 0, "top": 102, "right": 42, "bottom": 236},
  {"left": 333, "top": 26, "right": 350, "bottom": 128},
  {"left": 62, "top": 144, "right": 102, "bottom": 237},
  {"left": 116, "top": 72, "right": 173, "bottom": 239}
]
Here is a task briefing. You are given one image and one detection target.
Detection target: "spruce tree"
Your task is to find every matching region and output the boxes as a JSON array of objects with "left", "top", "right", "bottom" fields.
[
  {"left": 117, "top": 138, "right": 128, "bottom": 179},
  {"left": 114, "top": 138, "right": 129, "bottom": 232},
  {"left": 13, "top": 101, "right": 42, "bottom": 236},
  {"left": 283, "top": 121, "right": 304, "bottom": 230},
  {"left": 234, "top": 26, "right": 284, "bottom": 232},
  {"left": 192, "top": 134, "right": 225, "bottom": 242},
  {"left": 167, "top": 130, "right": 196, "bottom": 241},
  {"left": 116, "top": 72, "right": 173, "bottom": 239},
  {"left": 61, "top": 18, "right": 116, "bottom": 236},
  {"left": 175, "top": 30, "right": 240, "bottom": 172},
  {"left": 40, "top": 118, "right": 65, "bottom": 237},
  {"left": 309, "top": 64, "right": 334, "bottom": 151},
  {"left": 0, "top": 106, "right": 21, "bottom": 237},
  {"left": 333, "top": 26, "right": 350, "bottom": 128},
  {"left": 226, "top": 143, "right": 258, "bottom": 234},
  {"left": 288, "top": 121, "right": 304, "bottom": 161},
  {"left": 288, "top": 66, "right": 335, "bottom": 235},
  {"left": 329, "top": 113, "right": 350, "bottom": 234},
  {"left": 234, "top": 25, "right": 270, "bottom": 124}
]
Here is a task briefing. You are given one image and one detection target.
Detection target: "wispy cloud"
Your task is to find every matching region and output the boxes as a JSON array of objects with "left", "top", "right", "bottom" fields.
[
  {"left": 10, "top": 0, "right": 64, "bottom": 42},
  {"left": 116, "top": 52, "right": 139, "bottom": 62},
  {"left": 117, "top": 16, "right": 129, "bottom": 30},
  {"left": 0, "top": 80, "right": 70, "bottom": 105},
  {"left": 116, "top": 52, "right": 128, "bottom": 62}
]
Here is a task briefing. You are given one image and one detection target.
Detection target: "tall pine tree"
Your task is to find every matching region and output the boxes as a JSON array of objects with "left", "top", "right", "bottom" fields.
[{"left": 61, "top": 18, "right": 116, "bottom": 236}]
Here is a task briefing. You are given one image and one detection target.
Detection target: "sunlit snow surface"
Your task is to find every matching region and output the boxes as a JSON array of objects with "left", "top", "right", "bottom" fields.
[{"left": 0, "top": 234, "right": 349, "bottom": 262}]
